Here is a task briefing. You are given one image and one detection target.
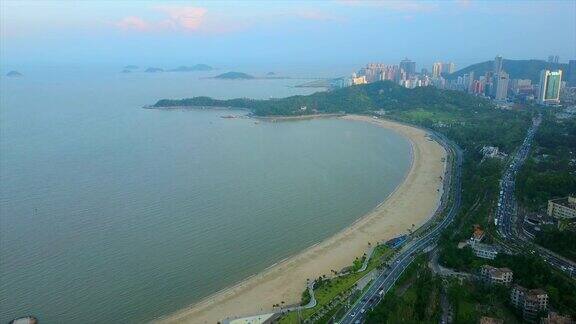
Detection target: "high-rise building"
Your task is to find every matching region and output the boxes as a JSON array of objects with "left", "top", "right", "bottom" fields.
[
  {"left": 548, "top": 55, "right": 560, "bottom": 64},
  {"left": 567, "top": 60, "right": 576, "bottom": 87},
  {"left": 432, "top": 62, "right": 442, "bottom": 78},
  {"left": 510, "top": 79, "right": 532, "bottom": 95},
  {"left": 471, "top": 79, "right": 485, "bottom": 95},
  {"left": 432, "top": 62, "right": 455, "bottom": 77},
  {"left": 493, "top": 55, "right": 503, "bottom": 74},
  {"left": 400, "top": 58, "right": 416, "bottom": 77},
  {"left": 360, "top": 63, "right": 399, "bottom": 83},
  {"left": 494, "top": 71, "right": 509, "bottom": 100},
  {"left": 442, "top": 62, "right": 455, "bottom": 74},
  {"left": 467, "top": 71, "right": 475, "bottom": 93},
  {"left": 538, "top": 70, "right": 562, "bottom": 104}
]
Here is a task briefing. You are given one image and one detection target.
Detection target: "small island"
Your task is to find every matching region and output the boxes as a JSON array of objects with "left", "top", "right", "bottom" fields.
[
  {"left": 145, "top": 67, "right": 164, "bottom": 73},
  {"left": 170, "top": 64, "right": 214, "bottom": 72},
  {"left": 6, "top": 70, "right": 23, "bottom": 77},
  {"left": 121, "top": 69, "right": 132, "bottom": 73},
  {"left": 124, "top": 65, "right": 139, "bottom": 70},
  {"left": 213, "top": 71, "right": 255, "bottom": 80}
]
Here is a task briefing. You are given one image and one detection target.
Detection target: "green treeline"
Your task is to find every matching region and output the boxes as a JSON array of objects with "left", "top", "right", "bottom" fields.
[
  {"left": 516, "top": 111, "right": 576, "bottom": 211},
  {"left": 534, "top": 226, "right": 576, "bottom": 262},
  {"left": 365, "top": 255, "right": 441, "bottom": 324},
  {"left": 154, "top": 81, "right": 491, "bottom": 116}
]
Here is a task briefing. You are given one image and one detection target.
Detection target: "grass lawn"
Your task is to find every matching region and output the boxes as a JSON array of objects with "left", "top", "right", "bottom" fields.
[{"left": 278, "top": 245, "right": 393, "bottom": 323}]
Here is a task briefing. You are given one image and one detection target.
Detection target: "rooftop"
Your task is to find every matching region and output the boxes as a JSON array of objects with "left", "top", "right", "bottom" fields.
[
  {"left": 513, "top": 285, "right": 547, "bottom": 297},
  {"left": 549, "top": 196, "right": 576, "bottom": 209},
  {"left": 482, "top": 265, "right": 512, "bottom": 276}
]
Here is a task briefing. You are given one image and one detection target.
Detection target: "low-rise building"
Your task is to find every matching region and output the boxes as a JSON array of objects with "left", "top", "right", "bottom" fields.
[
  {"left": 472, "top": 242, "right": 498, "bottom": 259},
  {"left": 541, "top": 312, "right": 575, "bottom": 324},
  {"left": 481, "top": 146, "right": 499, "bottom": 158},
  {"left": 548, "top": 196, "right": 576, "bottom": 229},
  {"left": 351, "top": 74, "right": 367, "bottom": 85},
  {"left": 479, "top": 265, "right": 513, "bottom": 286},
  {"left": 511, "top": 285, "right": 548, "bottom": 322},
  {"left": 480, "top": 316, "right": 504, "bottom": 324},
  {"left": 548, "top": 196, "right": 576, "bottom": 220},
  {"left": 469, "top": 224, "right": 485, "bottom": 246}
]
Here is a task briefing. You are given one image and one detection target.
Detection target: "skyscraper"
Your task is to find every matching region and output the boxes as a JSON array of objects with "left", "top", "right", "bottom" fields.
[
  {"left": 494, "top": 71, "right": 509, "bottom": 100},
  {"left": 538, "top": 70, "right": 562, "bottom": 105},
  {"left": 548, "top": 55, "right": 560, "bottom": 64},
  {"left": 493, "top": 55, "right": 503, "bottom": 74},
  {"left": 432, "top": 62, "right": 442, "bottom": 78},
  {"left": 467, "top": 71, "right": 475, "bottom": 93},
  {"left": 567, "top": 60, "right": 576, "bottom": 87},
  {"left": 400, "top": 58, "right": 416, "bottom": 77},
  {"left": 432, "top": 62, "right": 455, "bottom": 78},
  {"left": 442, "top": 62, "right": 455, "bottom": 74}
]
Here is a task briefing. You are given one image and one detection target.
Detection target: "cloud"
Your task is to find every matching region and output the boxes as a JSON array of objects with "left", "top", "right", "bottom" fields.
[
  {"left": 337, "top": 0, "right": 438, "bottom": 12},
  {"left": 115, "top": 6, "right": 208, "bottom": 33},
  {"left": 113, "top": 5, "right": 341, "bottom": 35},
  {"left": 155, "top": 6, "right": 207, "bottom": 31},
  {"left": 115, "top": 16, "right": 151, "bottom": 31}
]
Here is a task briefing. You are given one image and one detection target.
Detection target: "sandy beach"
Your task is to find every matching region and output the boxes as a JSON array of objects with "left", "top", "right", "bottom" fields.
[{"left": 156, "top": 115, "right": 447, "bottom": 324}]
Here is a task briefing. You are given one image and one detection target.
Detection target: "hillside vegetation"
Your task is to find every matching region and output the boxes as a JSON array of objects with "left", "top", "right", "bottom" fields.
[
  {"left": 154, "top": 81, "right": 492, "bottom": 116},
  {"left": 517, "top": 110, "right": 576, "bottom": 210},
  {"left": 448, "top": 59, "right": 568, "bottom": 83}
]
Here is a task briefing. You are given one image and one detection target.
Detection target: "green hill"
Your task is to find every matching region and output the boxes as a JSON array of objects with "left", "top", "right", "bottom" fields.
[
  {"left": 449, "top": 59, "right": 568, "bottom": 83},
  {"left": 154, "top": 81, "right": 492, "bottom": 116},
  {"left": 170, "top": 64, "right": 214, "bottom": 72},
  {"left": 213, "top": 72, "right": 255, "bottom": 79}
]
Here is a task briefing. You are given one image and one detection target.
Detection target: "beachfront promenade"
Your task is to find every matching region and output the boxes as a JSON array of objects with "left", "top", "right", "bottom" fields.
[{"left": 340, "top": 130, "right": 462, "bottom": 324}]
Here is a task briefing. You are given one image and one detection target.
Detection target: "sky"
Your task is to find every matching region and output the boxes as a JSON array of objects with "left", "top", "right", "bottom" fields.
[{"left": 1, "top": 0, "right": 575, "bottom": 70}]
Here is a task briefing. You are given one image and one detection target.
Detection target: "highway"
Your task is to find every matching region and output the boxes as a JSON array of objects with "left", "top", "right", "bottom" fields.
[
  {"left": 338, "top": 131, "right": 463, "bottom": 324},
  {"left": 495, "top": 114, "right": 576, "bottom": 278}
]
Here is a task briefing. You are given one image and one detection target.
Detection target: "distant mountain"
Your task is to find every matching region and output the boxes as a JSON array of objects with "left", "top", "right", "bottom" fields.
[
  {"left": 124, "top": 65, "right": 139, "bottom": 70},
  {"left": 170, "top": 64, "right": 214, "bottom": 72},
  {"left": 145, "top": 67, "right": 164, "bottom": 73},
  {"left": 213, "top": 72, "right": 255, "bottom": 80},
  {"left": 6, "top": 70, "right": 22, "bottom": 77},
  {"left": 448, "top": 59, "right": 568, "bottom": 83},
  {"left": 121, "top": 69, "right": 132, "bottom": 73},
  {"left": 266, "top": 72, "right": 276, "bottom": 76}
]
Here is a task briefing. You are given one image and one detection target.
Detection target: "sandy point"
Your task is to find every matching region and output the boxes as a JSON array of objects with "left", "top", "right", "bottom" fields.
[{"left": 155, "top": 115, "right": 447, "bottom": 324}]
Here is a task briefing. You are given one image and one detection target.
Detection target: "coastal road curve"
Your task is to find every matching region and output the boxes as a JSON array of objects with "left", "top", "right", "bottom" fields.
[{"left": 339, "top": 130, "right": 463, "bottom": 324}]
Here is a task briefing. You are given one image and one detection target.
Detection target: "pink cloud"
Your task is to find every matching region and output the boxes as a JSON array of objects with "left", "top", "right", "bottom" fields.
[
  {"left": 155, "top": 6, "right": 207, "bottom": 31},
  {"left": 115, "top": 16, "right": 151, "bottom": 31},
  {"left": 113, "top": 5, "right": 341, "bottom": 35},
  {"left": 114, "top": 6, "right": 209, "bottom": 33},
  {"left": 338, "top": 0, "right": 438, "bottom": 12}
]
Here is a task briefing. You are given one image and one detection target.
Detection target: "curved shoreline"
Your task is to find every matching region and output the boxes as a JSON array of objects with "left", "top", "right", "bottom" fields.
[{"left": 155, "top": 115, "right": 447, "bottom": 324}]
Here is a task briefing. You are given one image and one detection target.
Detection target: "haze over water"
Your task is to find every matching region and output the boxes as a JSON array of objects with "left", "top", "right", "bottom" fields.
[{"left": 0, "top": 67, "right": 411, "bottom": 323}]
